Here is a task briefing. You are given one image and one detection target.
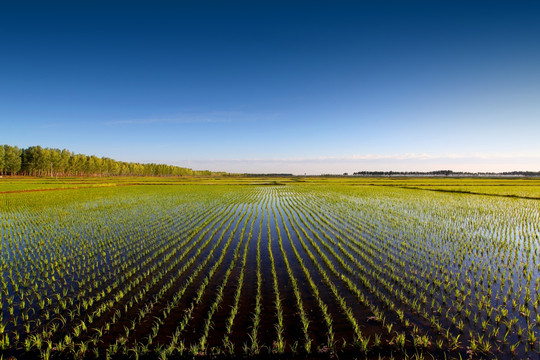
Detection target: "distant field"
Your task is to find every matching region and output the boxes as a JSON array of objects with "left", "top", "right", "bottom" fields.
[
  {"left": 1, "top": 177, "right": 539, "bottom": 359},
  {"left": 361, "top": 178, "right": 540, "bottom": 198},
  {"left": 0, "top": 176, "right": 303, "bottom": 192},
  {"left": 399, "top": 184, "right": 540, "bottom": 198},
  {"left": 2, "top": 176, "right": 540, "bottom": 195}
]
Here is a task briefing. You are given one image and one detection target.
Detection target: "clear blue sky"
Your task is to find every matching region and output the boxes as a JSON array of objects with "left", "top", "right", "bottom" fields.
[{"left": 1, "top": 1, "right": 539, "bottom": 174}]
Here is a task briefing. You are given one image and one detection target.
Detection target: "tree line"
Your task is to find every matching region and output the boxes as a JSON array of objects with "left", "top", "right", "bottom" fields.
[
  {"left": 0, "top": 145, "right": 212, "bottom": 177},
  {"left": 353, "top": 170, "right": 540, "bottom": 177}
]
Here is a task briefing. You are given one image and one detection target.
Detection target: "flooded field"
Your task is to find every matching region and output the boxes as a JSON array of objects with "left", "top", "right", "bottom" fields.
[{"left": 1, "top": 179, "right": 539, "bottom": 359}]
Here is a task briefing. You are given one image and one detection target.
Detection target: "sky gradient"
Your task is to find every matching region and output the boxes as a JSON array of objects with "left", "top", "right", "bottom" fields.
[{"left": 1, "top": 1, "right": 539, "bottom": 174}]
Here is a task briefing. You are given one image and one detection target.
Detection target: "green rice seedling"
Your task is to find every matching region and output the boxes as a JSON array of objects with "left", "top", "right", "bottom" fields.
[
  {"left": 2, "top": 179, "right": 539, "bottom": 357},
  {"left": 393, "top": 332, "right": 406, "bottom": 350}
]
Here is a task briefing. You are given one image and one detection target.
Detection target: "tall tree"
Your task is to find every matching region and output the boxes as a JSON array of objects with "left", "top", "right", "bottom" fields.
[
  {"left": 59, "top": 149, "right": 71, "bottom": 175},
  {"left": 35, "top": 147, "right": 50, "bottom": 176},
  {"left": 0, "top": 145, "right": 4, "bottom": 175},
  {"left": 2, "top": 144, "right": 206, "bottom": 177},
  {"left": 21, "top": 146, "right": 37, "bottom": 175},
  {"left": 21, "top": 146, "right": 49, "bottom": 176},
  {"left": 50, "top": 148, "right": 62, "bottom": 177},
  {"left": 4, "top": 145, "right": 22, "bottom": 175}
]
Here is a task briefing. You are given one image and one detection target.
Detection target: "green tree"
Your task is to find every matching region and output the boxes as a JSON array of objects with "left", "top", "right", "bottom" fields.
[
  {"left": 2, "top": 144, "right": 208, "bottom": 177},
  {"left": 68, "top": 153, "right": 84, "bottom": 176},
  {"left": 4, "top": 145, "right": 22, "bottom": 175},
  {"left": 21, "top": 146, "right": 37, "bottom": 175},
  {"left": 50, "top": 148, "right": 62, "bottom": 177},
  {"left": 21, "top": 146, "right": 49, "bottom": 176},
  {"left": 35, "top": 147, "right": 50, "bottom": 176},
  {"left": 0, "top": 145, "right": 5, "bottom": 174},
  {"left": 60, "top": 149, "right": 71, "bottom": 175}
]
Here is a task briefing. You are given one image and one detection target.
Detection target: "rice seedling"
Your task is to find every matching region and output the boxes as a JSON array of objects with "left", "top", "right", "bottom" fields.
[{"left": 0, "top": 178, "right": 538, "bottom": 358}]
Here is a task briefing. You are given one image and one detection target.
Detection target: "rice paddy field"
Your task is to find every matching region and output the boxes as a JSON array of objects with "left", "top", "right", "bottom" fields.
[{"left": 1, "top": 176, "right": 540, "bottom": 359}]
